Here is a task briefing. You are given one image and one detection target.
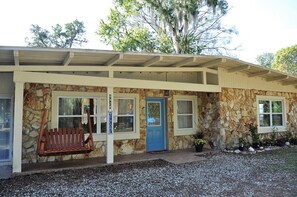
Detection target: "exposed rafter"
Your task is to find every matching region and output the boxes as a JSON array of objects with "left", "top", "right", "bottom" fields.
[
  {"left": 282, "top": 80, "right": 297, "bottom": 86},
  {"left": 141, "top": 56, "right": 163, "bottom": 67},
  {"left": 105, "top": 54, "right": 123, "bottom": 67},
  {"left": 266, "top": 75, "right": 289, "bottom": 82},
  {"left": 198, "top": 58, "right": 226, "bottom": 68},
  {"left": 14, "top": 50, "right": 20, "bottom": 66},
  {"left": 171, "top": 57, "right": 196, "bottom": 67},
  {"left": 228, "top": 65, "right": 251, "bottom": 73},
  {"left": 63, "top": 52, "right": 74, "bottom": 66},
  {"left": 248, "top": 70, "right": 271, "bottom": 78}
]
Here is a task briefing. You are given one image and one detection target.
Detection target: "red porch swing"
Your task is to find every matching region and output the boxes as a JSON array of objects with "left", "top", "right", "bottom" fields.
[{"left": 37, "top": 108, "right": 95, "bottom": 156}]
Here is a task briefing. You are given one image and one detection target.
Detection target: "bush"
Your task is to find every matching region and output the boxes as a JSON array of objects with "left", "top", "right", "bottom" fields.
[{"left": 290, "top": 136, "right": 297, "bottom": 145}]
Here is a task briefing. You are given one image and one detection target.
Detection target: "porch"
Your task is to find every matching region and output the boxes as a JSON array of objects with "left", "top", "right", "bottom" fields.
[{"left": 20, "top": 148, "right": 215, "bottom": 176}]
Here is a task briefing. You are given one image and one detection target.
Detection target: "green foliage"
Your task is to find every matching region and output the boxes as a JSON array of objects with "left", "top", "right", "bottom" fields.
[
  {"left": 248, "top": 123, "right": 259, "bottom": 144},
  {"left": 25, "top": 20, "right": 87, "bottom": 48},
  {"left": 256, "top": 52, "right": 274, "bottom": 68},
  {"left": 194, "top": 131, "right": 204, "bottom": 139},
  {"left": 238, "top": 137, "right": 247, "bottom": 147},
  {"left": 193, "top": 138, "right": 207, "bottom": 146},
  {"left": 98, "top": 0, "right": 236, "bottom": 55},
  {"left": 272, "top": 45, "right": 297, "bottom": 75}
]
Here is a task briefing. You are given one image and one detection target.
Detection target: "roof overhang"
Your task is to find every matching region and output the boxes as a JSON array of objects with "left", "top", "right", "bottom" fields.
[{"left": 1, "top": 46, "right": 297, "bottom": 87}]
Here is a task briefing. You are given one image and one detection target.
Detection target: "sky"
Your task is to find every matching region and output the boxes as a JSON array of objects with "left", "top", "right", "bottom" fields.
[{"left": 0, "top": 0, "right": 296, "bottom": 63}]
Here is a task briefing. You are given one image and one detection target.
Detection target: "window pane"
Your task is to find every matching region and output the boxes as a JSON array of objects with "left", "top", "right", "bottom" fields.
[
  {"left": 272, "top": 101, "right": 282, "bottom": 113},
  {"left": 114, "top": 116, "right": 134, "bottom": 132},
  {"left": 147, "top": 102, "right": 161, "bottom": 126},
  {"left": 272, "top": 114, "right": 283, "bottom": 126},
  {"left": 59, "top": 98, "right": 82, "bottom": 115},
  {"left": 259, "top": 114, "right": 270, "bottom": 127},
  {"left": 177, "top": 115, "right": 193, "bottom": 129},
  {"left": 101, "top": 98, "right": 106, "bottom": 116},
  {"left": 177, "top": 101, "right": 193, "bottom": 114},
  {"left": 59, "top": 98, "right": 97, "bottom": 115},
  {"left": 259, "top": 100, "right": 270, "bottom": 113},
  {"left": 59, "top": 117, "right": 97, "bottom": 133},
  {"left": 0, "top": 98, "right": 12, "bottom": 161},
  {"left": 114, "top": 99, "right": 134, "bottom": 115}
]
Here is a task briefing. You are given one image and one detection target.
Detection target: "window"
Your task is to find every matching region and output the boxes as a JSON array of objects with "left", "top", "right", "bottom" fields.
[
  {"left": 257, "top": 96, "right": 286, "bottom": 133},
  {"left": 0, "top": 97, "right": 12, "bottom": 162},
  {"left": 173, "top": 95, "right": 198, "bottom": 136},
  {"left": 52, "top": 91, "right": 140, "bottom": 141}
]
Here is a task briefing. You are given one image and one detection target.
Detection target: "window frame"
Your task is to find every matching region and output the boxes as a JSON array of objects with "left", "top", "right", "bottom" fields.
[
  {"left": 52, "top": 91, "right": 140, "bottom": 141},
  {"left": 256, "top": 96, "right": 286, "bottom": 133},
  {"left": 173, "top": 95, "right": 198, "bottom": 136}
]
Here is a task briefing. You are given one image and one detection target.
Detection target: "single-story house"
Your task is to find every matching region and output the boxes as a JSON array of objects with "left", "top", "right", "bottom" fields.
[{"left": 1, "top": 46, "right": 297, "bottom": 174}]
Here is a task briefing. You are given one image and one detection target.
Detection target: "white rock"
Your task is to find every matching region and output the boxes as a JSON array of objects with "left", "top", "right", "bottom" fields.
[
  {"left": 234, "top": 149, "right": 241, "bottom": 154},
  {"left": 285, "top": 142, "right": 290, "bottom": 146},
  {"left": 248, "top": 147, "right": 255, "bottom": 152}
]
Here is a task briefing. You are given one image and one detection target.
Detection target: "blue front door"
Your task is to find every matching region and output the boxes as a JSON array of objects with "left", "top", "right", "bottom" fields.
[{"left": 146, "top": 98, "right": 166, "bottom": 151}]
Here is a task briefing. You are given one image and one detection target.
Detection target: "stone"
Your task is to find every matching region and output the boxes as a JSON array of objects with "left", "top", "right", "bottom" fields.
[
  {"left": 121, "top": 144, "right": 134, "bottom": 155},
  {"left": 62, "top": 155, "right": 72, "bottom": 161},
  {"left": 26, "top": 147, "right": 35, "bottom": 153},
  {"left": 23, "top": 140, "right": 34, "bottom": 149},
  {"left": 32, "top": 124, "right": 40, "bottom": 130},
  {"left": 47, "top": 156, "right": 55, "bottom": 162},
  {"left": 234, "top": 149, "right": 241, "bottom": 154},
  {"left": 29, "top": 130, "right": 39, "bottom": 138},
  {"left": 248, "top": 147, "right": 255, "bottom": 152}
]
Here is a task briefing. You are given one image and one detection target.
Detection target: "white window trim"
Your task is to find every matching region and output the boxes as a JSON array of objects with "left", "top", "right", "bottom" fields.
[
  {"left": 52, "top": 91, "right": 140, "bottom": 141},
  {"left": 173, "top": 95, "right": 198, "bottom": 136},
  {"left": 256, "top": 95, "right": 286, "bottom": 133}
]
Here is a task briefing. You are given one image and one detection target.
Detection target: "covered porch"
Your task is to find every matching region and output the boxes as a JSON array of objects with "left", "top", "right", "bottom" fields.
[{"left": 2, "top": 46, "right": 294, "bottom": 174}]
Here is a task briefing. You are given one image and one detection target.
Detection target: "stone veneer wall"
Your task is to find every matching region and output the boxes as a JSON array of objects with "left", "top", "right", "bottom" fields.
[
  {"left": 197, "top": 92, "right": 221, "bottom": 148},
  {"left": 220, "top": 88, "right": 297, "bottom": 148},
  {"left": 22, "top": 83, "right": 214, "bottom": 163}
]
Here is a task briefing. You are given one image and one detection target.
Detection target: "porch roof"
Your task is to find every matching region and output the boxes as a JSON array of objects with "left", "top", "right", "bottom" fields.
[{"left": 1, "top": 46, "right": 297, "bottom": 87}]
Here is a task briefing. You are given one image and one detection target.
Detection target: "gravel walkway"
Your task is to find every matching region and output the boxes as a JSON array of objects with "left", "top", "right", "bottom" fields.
[{"left": 1, "top": 147, "right": 296, "bottom": 197}]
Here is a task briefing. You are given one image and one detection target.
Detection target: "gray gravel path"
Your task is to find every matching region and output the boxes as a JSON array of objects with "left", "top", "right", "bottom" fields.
[{"left": 1, "top": 147, "right": 296, "bottom": 197}]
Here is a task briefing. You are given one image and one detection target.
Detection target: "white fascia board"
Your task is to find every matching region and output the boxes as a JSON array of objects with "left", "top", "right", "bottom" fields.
[
  {"left": 13, "top": 71, "right": 221, "bottom": 92},
  {"left": 1, "top": 66, "right": 217, "bottom": 73}
]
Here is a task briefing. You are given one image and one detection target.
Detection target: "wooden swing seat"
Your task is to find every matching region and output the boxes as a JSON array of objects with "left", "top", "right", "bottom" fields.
[{"left": 37, "top": 109, "right": 94, "bottom": 156}]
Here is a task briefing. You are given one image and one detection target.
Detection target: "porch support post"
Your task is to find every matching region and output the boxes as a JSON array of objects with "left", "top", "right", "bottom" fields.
[
  {"left": 12, "top": 81, "right": 24, "bottom": 173},
  {"left": 106, "top": 70, "right": 114, "bottom": 164}
]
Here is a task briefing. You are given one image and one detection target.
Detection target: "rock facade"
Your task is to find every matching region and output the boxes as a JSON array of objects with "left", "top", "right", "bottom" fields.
[
  {"left": 220, "top": 88, "right": 297, "bottom": 148},
  {"left": 22, "top": 83, "right": 214, "bottom": 163},
  {"left": 22, "top": 83, "right": 297, "bottom": 163}
]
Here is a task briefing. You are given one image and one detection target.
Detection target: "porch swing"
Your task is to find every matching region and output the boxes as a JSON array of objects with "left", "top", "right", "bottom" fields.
[{"left": 37, "top": 108, "right": 95, "bottom": 156}]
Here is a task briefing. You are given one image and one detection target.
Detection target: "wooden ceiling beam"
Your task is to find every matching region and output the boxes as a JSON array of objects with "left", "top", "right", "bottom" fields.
[
  {"left": 105, "top": 54, "right": 123, "bottom": 67},
  {"left": 14, "top": 50, "right": 20, "bottom": 66},
  {"left": 63, "top": 52, "right": 74, "bottom": 66},
  {"left": 198, "top": 58, "right": 226, "bottom": 68},
  {"left": 141, "top": 56, "right": 163, "bottom": 67},
  {"left": 228, "top": 65, "right": 251, "bottom": 73},
  {"left": 248, "top": 70, "right": 271, "bottom": 77},
  {"left": 266, "top": 75, "right": 289, "bottom": 82},
  {"left": 171, "top": 57, "right": 196, "bottom": 67}
]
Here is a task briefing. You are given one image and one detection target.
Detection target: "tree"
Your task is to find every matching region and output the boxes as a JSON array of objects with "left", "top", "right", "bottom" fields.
[
  {"left": 272, "top": 45, "right": 297, "bottom": 75},
  {"left": 256, "top": 52, "right": 274, "bottom": 68},
  {"left": 25, "top": 20, "right": 87, "bottom": 48},
  {"left": 97, "top": 0, "right": 236, "bottom": 55}
]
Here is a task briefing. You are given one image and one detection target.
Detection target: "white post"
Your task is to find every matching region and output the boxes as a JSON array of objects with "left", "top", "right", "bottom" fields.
[
  {"left": 12, "top": 81, "right": 24, "bottom": 173},
  {"left": 106, "top": 70, "right": 114, "bottom": 164}
]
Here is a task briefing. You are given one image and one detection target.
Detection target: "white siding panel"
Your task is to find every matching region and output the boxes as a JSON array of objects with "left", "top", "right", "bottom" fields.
[{"left": 219, "top": 68, "right": 297, "bottom": 93}]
